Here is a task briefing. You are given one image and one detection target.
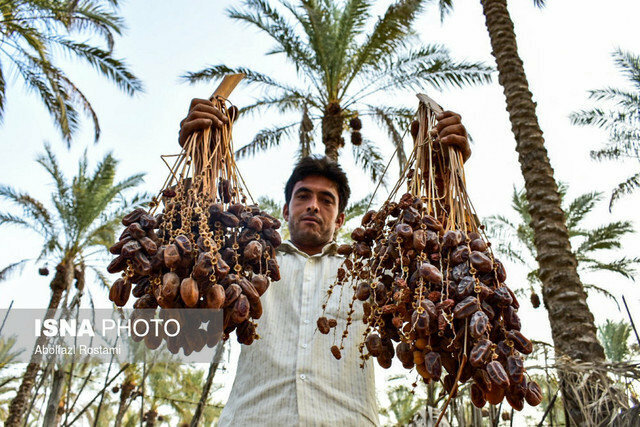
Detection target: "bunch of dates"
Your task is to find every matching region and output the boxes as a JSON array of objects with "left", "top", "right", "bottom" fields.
[
  {"left": 318, "top": 192, "right": 542, "bottom": 411},
  {"left": 108, "top": 178, "right": 282, "bottom": 350}
]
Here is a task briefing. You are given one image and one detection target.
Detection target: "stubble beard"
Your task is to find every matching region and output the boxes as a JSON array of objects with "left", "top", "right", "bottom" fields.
[{"left": 289, "top": 219, "right": 334, "bottom": 249}]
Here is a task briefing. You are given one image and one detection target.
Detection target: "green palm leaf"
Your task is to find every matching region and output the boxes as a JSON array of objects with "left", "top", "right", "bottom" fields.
[{"left": 183, "top": 0, "right": 491, "bottom": 181}]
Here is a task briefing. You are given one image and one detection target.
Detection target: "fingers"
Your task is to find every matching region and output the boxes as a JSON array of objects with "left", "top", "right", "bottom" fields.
[
  {"left": 436, "top": 111, "right": 471, "bottom": 162},
  {"left": 179, "top": 118, "right": 211, "bottom": 147},
  {"left": 440, "top": 134, "right": 471, "bottom": 162},
  {"left": 178, "top": 98, "right": 229, "bottom": 147},
  {"left": 191, "top": 102, "right": 229, "bottom": 125}
]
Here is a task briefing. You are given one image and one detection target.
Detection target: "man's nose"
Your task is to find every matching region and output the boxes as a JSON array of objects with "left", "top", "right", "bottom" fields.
[{"left": 306, "top": 196, "right": 319, "bottom": 213}]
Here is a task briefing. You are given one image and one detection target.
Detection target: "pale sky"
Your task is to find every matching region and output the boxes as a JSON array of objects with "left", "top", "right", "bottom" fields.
[{"left": 1, "top": 0, "right": 639, "bottom": 423}]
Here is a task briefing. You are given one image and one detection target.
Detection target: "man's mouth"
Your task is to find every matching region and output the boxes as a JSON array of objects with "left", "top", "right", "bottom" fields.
[{"left": 301, "top": 216, "right": 321, "bottom": 225}]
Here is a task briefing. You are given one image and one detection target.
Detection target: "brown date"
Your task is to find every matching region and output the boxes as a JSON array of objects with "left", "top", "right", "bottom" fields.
[
  {"left": 470, "top": 339, "right": 492, "bottom": 368},
  {"left": 122, "top": 208, "right": 145, "bottom": 226},
  {"left": 469, "top": 310, "right": 489, "bottom": 339},
  {"left": 109, "top": 278, "right": 131, "bottom": 307},
  {"left": 128, "top": 223, "right": 146, "bottom": 240},
  {"left": 453, "top": 296, "right": 479, "bottom": 319},
  {"left": 317, "top": 317, "right": 330, "bottom": 334},
  {"left": 487, "top": 360, "right": 510, "bottom": 388},
  {"left": 503, "top": 306, "right": 521, "bottom": 331},
  {"left": 355, "top": 283, "right": 371, "bottom": 301},
  {"left": 223, "top": 283, "right": 242, "bottom": 308},
  {"left": 507, "top": 330, "right": 533, "bottom": 355},
  {"left": 412, "top": 229, "right": 427, "bottom": 251},
  {"left": 442, "top": 230, "right": 462, "bottom": 248},
  {"left": 205, "top": 284, "right": 225, "bottom": 309},
  {"left": 251, "top": 274, "right": 269, "bottom": 296},
  {"left": 486, "top": 385, "right": 505, "bottom": 405},
  {"left": 180, "top": 278, "right": 199, "bottom": 307},
  {"left": 424, "top": 351, "right": 442, "bottom": 380},
  {"left": 525, "top": 381, "right": 543, "bottom": 406},
  {"left": 365, "top": 334, "right": 382, "bottom": 357},
  {"left": 231, "top": 294, "right": 250, "bottom": 324},
  {"left": 106, "top": 255, "right": 127, "bottom": 274},
  {"left": 163, "top": 244, "right": 181, "bottom": 270},
  {"left": 337, "top": 244, "right": 353, "bottom": 256},
  {"left": 471, "top": 384, "right": 487, "bottom": 408},
  {"left": 331, "top": 345, "right": 342, "bottom": 360},
  {"left": 470, "top": 251, "right": 493, "bottom": 273},
  {"left": 243, "top": 240, "right": 263, "bottom": 262},
  {"left": 507, "top": 355, "right": 524, "bottom": 384}
]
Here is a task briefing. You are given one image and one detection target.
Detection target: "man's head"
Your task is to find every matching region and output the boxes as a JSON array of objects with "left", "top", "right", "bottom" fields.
[{"left": 283, "top": 156, "right": 350, "bottom": 255}]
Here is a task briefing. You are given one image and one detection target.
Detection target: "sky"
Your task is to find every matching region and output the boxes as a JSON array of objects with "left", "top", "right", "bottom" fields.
[{"left": 1, "top": 0, "right": 639, "bottom": 423}]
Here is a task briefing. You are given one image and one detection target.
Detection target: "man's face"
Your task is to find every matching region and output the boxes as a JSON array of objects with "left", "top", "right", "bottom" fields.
[{"left": 283, "top": 175, "right": 345, "bottom": 255}]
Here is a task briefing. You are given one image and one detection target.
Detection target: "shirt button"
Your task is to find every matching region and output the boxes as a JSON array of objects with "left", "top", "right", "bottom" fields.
[
  {"left": 300, "top": 374, "right": 307, "bottom": 380},
  {"left": 304, "top": 319, "right": 310, "bottom": 324},
  {"left": 301, "top": 343, "right": 308, "bottom": 349}
]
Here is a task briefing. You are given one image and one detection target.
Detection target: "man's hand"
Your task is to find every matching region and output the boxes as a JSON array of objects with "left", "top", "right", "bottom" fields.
[
  {"left": 435, "top": 111, "right": 470, "bottom": 162},
  {"left": 410, "top": 111, "right": 471, "bottom": 163},
  {"left": 178, "top": 98, "right": 229, "bottom": 147}
]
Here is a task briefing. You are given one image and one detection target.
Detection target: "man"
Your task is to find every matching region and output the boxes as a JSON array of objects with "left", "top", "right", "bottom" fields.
[{"left": 179, "top": 99, "right": 470, "bottom": 426}]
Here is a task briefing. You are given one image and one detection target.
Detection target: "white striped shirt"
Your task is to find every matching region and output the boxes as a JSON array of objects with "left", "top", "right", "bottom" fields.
[{"left": 218, "top": 240, "right": 379, "bottom": 426}]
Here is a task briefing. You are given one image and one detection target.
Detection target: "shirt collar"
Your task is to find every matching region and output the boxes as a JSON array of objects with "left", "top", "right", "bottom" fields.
[{"left": 278, "top": 239, "right": 338, "bottom": 258}]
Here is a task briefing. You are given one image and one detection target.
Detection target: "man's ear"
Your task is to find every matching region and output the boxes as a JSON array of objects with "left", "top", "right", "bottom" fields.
[
  {"left": 335, "top": 211, "right": 345, "bottom": 230},
  {"left": 283, "top": 203, "right": 290, "bottom": 221}
]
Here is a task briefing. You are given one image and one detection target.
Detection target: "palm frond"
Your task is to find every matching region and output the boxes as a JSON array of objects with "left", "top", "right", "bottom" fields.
[
  {"left": 235, "top": 122, "right": 298, "bottom": 158},
  {"left": 55, "top": 38, "right": 142, "bottom": 95},
  {"left": 351, "top": 138, "right": 385, "bottom": 184},
  {"left": 583, "top": 284, "right": 620, "bottom": 308},
  {"left": 0, "top": 259, "right": 31, "bottom": 282},
  {"left": 0, "top": 185, "right": 55, "bottom": 236},
  {"left": 355, "top": 48, "right": 493, "bottom": 100},
  {"left": 366, "top": 104, "right": 414, "bottom": 172},
  {"left": 581, "top": 257, "right": 640, "bottom": 281},
  {"left": 227, "top": 0, "right": 316, "bottom": 74},
  {"left": 240, "top": 93, "right": 308, "bottom": 116},
  {"left": 0, "top": 64, "right": 5, "bottom": 119},
  {"left": 609, "top": 172, "right": 640, "bottom": 209},
  {"left": 257, "top": 196, "right": 284, "bottom": 220},
  {"left": 526, "top": 268, "right": 540, "bottom": 285},
  {"left": 344, "top": 193, "right": 373, "bottom": 222},
  {"left": 565, "top": 191, "right": 601, "bottom": 229},
  {"left": 613, "top": 48, "right": 640, "bottom": 87},
  {"left": 180, "top": 64, "right": 305, "bottom": 97},
  {"left": 344, "top": 0, "right": 424, "bottom": 91},
  {"left": 576, "top": 221, "right": 634, "bottom": 253},
  {"left": 598, "top": 319, "right": 631, "bottom": 362},
  {"left": 87, "top": 265, "right": 111, "bottom": 291}
]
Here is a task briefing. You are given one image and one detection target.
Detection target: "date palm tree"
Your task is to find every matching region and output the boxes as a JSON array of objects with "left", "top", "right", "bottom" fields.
[
  {"left": 486, "top": 185, "right": 639, "bottom": 305},
  {"left": 0, "top": 0, "right": 143, "bottom": 144},
  {"left": 0, "top": 144, "right": 146, "bottom": 425},
  {"left": 570, "top": 49, "right": 640, "bottom": 209},
  {"left": 182, "top": 0, "right": 492, "bottom": 180}
]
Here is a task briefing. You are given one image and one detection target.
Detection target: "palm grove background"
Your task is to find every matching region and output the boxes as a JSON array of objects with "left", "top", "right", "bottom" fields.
[{"left": 1, "top": 0, "right": 639, "bottom": 425}]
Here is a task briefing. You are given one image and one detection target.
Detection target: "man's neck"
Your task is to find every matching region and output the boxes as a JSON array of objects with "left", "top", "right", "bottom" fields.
[{"left": 290, "top": 239, "right": 326, "bottom": 256}]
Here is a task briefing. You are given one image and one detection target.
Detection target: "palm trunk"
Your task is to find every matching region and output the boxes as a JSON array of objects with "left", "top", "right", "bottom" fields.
[
  {"left": 5, "top": 261, "right": 72, "bottom": 426},
  {"left": 43, "top": 369, "right": 65, "bottom": 426},
  {"left": 190, "top": 342, "right": 225, "bottom": 427},
  {"left": 480, "top": 0, "right": 610, "bottom": 424},
  {"left": 114, "top": 378, "right": 135, "bottom": 427},
  {"left": 322, "top": 102, "right": 344, "bottom": 161}
]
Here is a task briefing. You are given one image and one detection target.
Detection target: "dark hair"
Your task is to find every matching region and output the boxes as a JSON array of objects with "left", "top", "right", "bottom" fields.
[{"left": 284, "top": 156, "right": 350, "bottom": 213}]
